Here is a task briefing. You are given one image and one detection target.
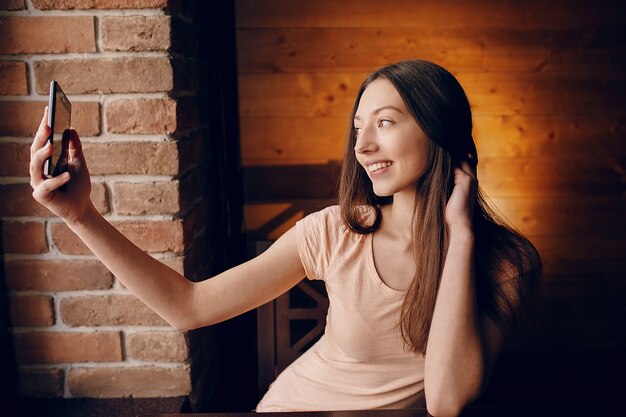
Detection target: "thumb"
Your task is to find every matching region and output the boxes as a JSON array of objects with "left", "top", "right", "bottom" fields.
[{"left": 67, "top": 129, "right": 84, "bottom": 161}]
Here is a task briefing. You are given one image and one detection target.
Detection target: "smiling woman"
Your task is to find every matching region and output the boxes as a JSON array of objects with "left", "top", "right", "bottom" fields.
[
  {"left": 255, "top": 60, "right": 541, "bottom": 415},
  {"left": 28, "top": 59, "right": 540, "bottom": 417}
]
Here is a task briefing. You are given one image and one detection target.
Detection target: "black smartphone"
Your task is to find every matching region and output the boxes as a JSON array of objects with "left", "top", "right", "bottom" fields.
[{"left": 44, "top": 81, "right": 72, "bottom": 178}]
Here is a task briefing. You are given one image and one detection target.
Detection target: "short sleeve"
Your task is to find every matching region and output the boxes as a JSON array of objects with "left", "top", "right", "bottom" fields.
[{"left": 295, "top": 206, "right": 342, "bottom": 281}]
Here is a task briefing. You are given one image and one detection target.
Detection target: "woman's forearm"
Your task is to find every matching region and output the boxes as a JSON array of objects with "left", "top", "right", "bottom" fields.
[
  {"left": 424, "top": 227, "right": 484, "bottom": 417},
  {"left": 67, "top": 204, "right": 196, "bottom": 330}
]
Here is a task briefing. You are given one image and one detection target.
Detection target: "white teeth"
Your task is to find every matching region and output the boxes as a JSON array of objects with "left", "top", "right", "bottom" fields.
[{"left": 368, "top": 161, "right": 393, "bottom": 172}]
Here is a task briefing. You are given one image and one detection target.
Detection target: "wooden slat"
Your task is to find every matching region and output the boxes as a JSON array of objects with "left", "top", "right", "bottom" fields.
[
  {"left": 237, "top": 27, "right": 626, "bottom": 73},
  {"left": 240, "top": 117, "right": 348, "bottom": 161},
  {"left": 239, "top": 115, "right": 626, "bottom": 163},
  {"left": 236, "top": 0, "right": 626, "bottom": 29},
  {"left": 478, "top": 156, "right": 625, "bottom": 197},
  {"left": 238, "top": 72, "right": 626, "bottom": 117},
  {"left": 473, "top": 115, "right": 626, "bottom": 158},
  {"left": 238, "top": 73, "right": 363, "bottom": 118},
  {"left": 490, "top": 195, "right": 626, "bottom": 237},
  {"left": 236, "top": 28, "right": 483, "bottom": 74},
  {"left": 243, "top": 200, "right": 331, "bottom": 240}
]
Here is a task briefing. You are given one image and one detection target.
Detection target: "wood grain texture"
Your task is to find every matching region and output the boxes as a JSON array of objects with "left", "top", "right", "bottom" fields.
[
  {"left": 239, "top": 72, "right": 625, "bottom": 117},
  {"left": 240, "top": 115, "right": 626, "bottom": 164},
  {"left": 236, "top": 0, "right": 626, "bottom": 29},
  {"left": 237, "top": 27, "right": 626, "bottom": 73}
]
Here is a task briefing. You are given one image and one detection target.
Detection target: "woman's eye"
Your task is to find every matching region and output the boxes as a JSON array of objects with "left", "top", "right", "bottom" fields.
[
  {"left": 354, "top": 127, "right": 362, "bottom": 135},
  {"left": 378, "top": 119, "right": 392, "bottom": 127}
]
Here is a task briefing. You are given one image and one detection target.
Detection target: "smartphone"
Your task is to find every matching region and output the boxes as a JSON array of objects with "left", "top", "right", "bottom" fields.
[{"left": 43, "top": 81, "right": 72, "bottom": 178}]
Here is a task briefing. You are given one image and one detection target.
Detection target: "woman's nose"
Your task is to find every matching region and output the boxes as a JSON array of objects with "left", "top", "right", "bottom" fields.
[{"left": 354, "top": 126, "right": 377, "bottom": 154}]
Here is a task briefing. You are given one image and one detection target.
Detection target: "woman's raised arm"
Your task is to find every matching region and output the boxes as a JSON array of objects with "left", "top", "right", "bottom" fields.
[{"left": 30, "top": 108, "right": 305, "bottom": 330}]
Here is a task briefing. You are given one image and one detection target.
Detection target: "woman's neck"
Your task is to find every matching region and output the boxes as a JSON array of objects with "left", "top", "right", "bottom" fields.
[{"left": 380, "top": 189, "right": 416, "bottom": 242}]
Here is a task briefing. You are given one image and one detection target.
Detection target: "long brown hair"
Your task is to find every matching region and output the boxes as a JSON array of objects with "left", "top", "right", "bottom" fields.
[{"left": 338, "top": 60, "right": 541, "bottom": 355}]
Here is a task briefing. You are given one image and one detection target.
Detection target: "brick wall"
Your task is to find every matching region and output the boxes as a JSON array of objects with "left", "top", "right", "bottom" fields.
[{"left": 0, "top": 0, "right": 215, "bottom": 399}]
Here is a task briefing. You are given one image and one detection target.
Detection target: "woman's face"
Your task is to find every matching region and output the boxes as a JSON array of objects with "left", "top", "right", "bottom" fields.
[{"left": 353, "top": 78, "right": 430, "bottom": 198}]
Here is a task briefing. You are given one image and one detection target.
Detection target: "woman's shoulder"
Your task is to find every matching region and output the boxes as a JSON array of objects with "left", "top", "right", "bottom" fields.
[{"left": 300, "top": 204, "right": 371, "bottom": 240}]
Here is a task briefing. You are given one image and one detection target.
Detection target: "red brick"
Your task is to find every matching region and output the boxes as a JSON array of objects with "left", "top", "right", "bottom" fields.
[
  {"left": 0, "top": 61, "right": 27, "bottom": 95},
  {"left": 14, "top": 331, "right": 122, "bottom": 364},
  {"left": 19, "top": 368, "right": 64, "bottom": 397},
  {"left": 60, "top": 295, "right": 168, "bottom": 327},
  {"left": 68, "top": 366, "right": 190, "bottom": 398},
  {"left": 126, "top": 331, "right": 188, "bottom": 362},
  {"left": 32, "top": 0, "right": 167, "bottom": 9},
  {"left": 0, "top": 101, "right": 100, "bottom": 137},
  {"left": 0, "top": 141, "right": 30, "bottom": 177},
  {"left": 83, "top": 141, "right": 179, "bottom": 175},
  {"left": 34, "top": 57, "right": 172, "bottom": 94},
  {"left": 111, "top": 180, "right": 179, "bottom": 215},
  {"left": 0, "top": 16, "right": 95, "bottom": 54},
  {"left": 72, "top": 101, "right": 101, "bottom": 136},
  {"left": 51, "top": 219, "right": 184, "bottom": 255},
  {"left": 0, "top": 0, "right": 25, "bottom": 11},
  {"left": 101, "top": 15, "right": 170, "bottom": 52},
  {"left": 0, "top": 182, "right": 108, "bottom": 216},
  {"left": 9, "top": 295, "right": 55, "bottom": 327},
  {"left": 106, "top": 98, "right": 176, "bottom": 134},
  {"left": 1, "top": 221, "right": 47, "bottom": 254},
  {"left": 5, "top": 260, "right": 114, "bottom": 291}
]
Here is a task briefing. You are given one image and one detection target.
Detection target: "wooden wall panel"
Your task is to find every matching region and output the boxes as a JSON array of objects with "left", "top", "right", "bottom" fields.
[
  {"left": 235, "top": 0, "right": 626, "bottom": 361},
  {"left": 236, "top": 0, "right": 626, "bottom": 29}
]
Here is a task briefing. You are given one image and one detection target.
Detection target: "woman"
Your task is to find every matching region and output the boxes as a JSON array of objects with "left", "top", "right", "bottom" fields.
[{"left": 29, "top": 60, "right": 540, "bottom": 417}]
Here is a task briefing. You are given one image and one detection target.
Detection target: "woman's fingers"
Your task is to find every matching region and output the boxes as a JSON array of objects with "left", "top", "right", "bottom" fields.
[
  {"left": 32, "top": 172, "right": 71, "bottom": 203},
  {"left": 31, "top": 107, "right": 50, "bottom": 157},
  {"left": 29, "top": 140, "right": 54, "bottom": 188},
  {"left": 458, "top": 160, "right": 477, "bottom": 180},
  {"left": 67, "top": 129, "right": 83, "bottom": 161}
]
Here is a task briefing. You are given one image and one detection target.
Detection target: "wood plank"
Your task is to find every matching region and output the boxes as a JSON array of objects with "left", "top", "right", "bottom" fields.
[
  {"left": 478, "top": 156, "right": 626, "bottom": 197},
  {"left": 490, "top": 195, "right": 626, "bottom": 237},
  {"left": 239, "top": 115, "right": 626, "bottom": 162},
  {"left": 243, "top": 200, "right": 333, "bottom": 240},
  {"left": 236, "top": 0, "right": 626, "bottom": 29},
  {"left": 238, "top": 72, "right": 626, "bottom": 117},
  {"left": 237, "top": 27, "right": 626, "bottom": 73},
  {"left": 542, "top": 273, "right": 626, "bottom": 303},
  {"left": 236, "top": 28, "right": 483, "bottom": 74},
  {"left": 238, "top": 73, "right": 363, "bottom": 118},
  {"left": 473, "top": 115, "right": 626, "bottom": 158},
  {"left": 240, "top": 117, "right": 348, "bottom": 161}
]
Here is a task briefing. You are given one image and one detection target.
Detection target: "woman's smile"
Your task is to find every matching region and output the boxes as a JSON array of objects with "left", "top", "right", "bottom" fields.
[{"left": 367, "top": 160, "right": 394, "bottom": 174}]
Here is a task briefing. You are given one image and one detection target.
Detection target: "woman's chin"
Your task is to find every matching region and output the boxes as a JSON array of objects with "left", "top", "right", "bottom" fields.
[{"left": 372, "top": 187, "right": 393, "bottom": 198}]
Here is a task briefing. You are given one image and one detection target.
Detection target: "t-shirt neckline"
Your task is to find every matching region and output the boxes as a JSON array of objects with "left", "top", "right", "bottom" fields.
[{"left": 366, "top": 232, "right": 408, "bottom": 297}]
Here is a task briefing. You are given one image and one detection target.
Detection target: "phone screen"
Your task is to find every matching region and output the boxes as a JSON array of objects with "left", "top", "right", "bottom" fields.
[{"left": 44, "top": 81, "right": 71, "bottom": 178}]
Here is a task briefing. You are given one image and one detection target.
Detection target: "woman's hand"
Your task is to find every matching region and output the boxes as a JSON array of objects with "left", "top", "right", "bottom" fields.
[
  {"left": 30, "top": 107, "right": 95, "bottom": 225},
  {"left": 444, "top": 160, "right": 478, "bottom": 232}
]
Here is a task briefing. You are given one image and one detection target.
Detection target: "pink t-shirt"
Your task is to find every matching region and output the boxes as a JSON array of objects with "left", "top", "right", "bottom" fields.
[{"left": 256, "top": 205, "right": 425, "bottom": 412}]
